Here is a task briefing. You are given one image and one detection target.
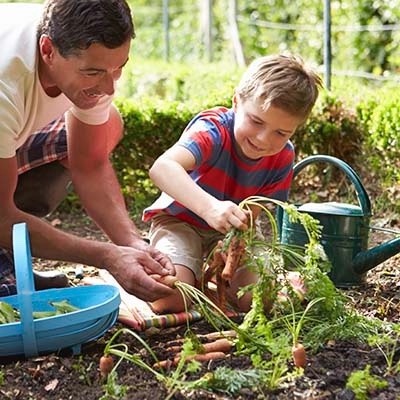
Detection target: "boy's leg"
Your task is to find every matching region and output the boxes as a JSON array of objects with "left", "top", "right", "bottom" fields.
[{"left": 147, "top": 215, "right": 203, "bottom": 314}]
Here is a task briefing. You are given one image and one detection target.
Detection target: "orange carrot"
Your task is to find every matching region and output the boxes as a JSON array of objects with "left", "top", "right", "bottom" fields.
[
  {"left": 99, "top": 354, "right": 114, "bottom": 378},
  {"left": 153, "top": 274, "right": 179, "bottom": 288},
  {"left": 153, "top": 359, "right": 173, "bottom": 370},
  {"left": 153, "top": 351, "right": 227, "bottom": 369},
  {"left": 201, "top": 338, "right": 233, "bottom": 354},
  {"left": 166, "top": 337, "right": 234, "bottom": 354},
  {"left": 216, "top": 267, "right": 227, "bottom": 312},
  {"left": 292, "top": 342, "right": 306, "bottom": 368},
  {"left": 203, "top": 330, "right": 237, "bottom": 341},
  {"left": 184, "top": 351, "right": 226, "bottom": 363},
  {"left": 221, "top": 236, "right": 245, "bottom": 281},
  {"left": 166, "top": 330, "right": 237, "bottom": 349},
  {"left": 203, "top": 247, "right": 224, "bottom": 285}
]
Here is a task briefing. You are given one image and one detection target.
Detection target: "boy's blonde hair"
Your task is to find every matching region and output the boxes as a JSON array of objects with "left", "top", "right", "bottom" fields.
[{"left": 235, "top": 54, "right": 323, "bottom": 121}]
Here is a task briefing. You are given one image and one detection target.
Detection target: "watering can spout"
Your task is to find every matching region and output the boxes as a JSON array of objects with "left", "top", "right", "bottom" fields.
[{"left": 352, "top": 236, "right": 400, "bottom": 275}]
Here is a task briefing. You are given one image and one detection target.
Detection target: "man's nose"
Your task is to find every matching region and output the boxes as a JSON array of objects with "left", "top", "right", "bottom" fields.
[{"left": 100, "top": 73, "right": 115, "bottom": 96}]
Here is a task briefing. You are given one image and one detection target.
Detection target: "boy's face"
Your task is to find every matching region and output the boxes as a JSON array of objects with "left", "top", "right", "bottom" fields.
[
  {"left": 233, "top": 95, "right": 303, "bottom": 160},
  {"left": 39, "top": 36, "right": 130, "bottom": 109}
]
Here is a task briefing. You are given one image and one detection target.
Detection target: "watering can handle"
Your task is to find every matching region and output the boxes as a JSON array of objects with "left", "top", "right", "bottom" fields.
[{"left": 293, "top": 155, "right": 371, "bottom": 216}]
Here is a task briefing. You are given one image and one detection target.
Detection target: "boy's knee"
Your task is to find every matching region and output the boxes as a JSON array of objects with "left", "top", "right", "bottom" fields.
[{"left": 150, "top": 292, "right": 189, "bottom": 314}]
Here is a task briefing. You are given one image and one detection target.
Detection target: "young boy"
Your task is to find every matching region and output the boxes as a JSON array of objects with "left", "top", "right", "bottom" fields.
[{"left": 143, "top": 54, "right": 322, "bottom": 314}]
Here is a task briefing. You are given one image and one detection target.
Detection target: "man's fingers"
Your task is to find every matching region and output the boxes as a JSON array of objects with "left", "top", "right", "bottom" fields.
[{"left": 149, "top": 250, "right": 176, "bottom": 275}]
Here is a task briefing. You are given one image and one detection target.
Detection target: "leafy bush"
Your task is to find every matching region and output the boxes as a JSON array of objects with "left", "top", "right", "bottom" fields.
[
  {"left": 112, "top": 98, "right": 196, "bottom": 212},
  {"left": 295, "top": 92, "right": 363, "bottom": 165},
  {"left": 357, "top": 90, "right": 400, "bottom": 184}
]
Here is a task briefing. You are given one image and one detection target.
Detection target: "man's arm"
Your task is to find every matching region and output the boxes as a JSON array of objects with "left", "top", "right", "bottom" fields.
[
  {"left": 0, "top": 155, "right": 175, "bottom": 301},
  {"left": 65, "top": 106, "right": 140, "bottom": 247}
]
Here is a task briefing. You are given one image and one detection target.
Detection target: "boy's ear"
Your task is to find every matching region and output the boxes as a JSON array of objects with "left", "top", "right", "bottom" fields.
[{"left": 232, "top": 93, "right": 239, "bottom": 111}]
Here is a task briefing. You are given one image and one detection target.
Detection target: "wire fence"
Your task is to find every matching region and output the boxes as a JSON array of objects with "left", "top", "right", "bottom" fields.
[{"left": 130, "top": 1, "right": 400, "bottom": 85}]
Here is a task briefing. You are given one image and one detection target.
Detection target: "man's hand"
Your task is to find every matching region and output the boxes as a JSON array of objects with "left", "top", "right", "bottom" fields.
[
  {"left": 105, "top": 243, "right": 176, "bottom": 302},
  {"left": 128, "top": 237, "right": 175, "bottom": 275}
]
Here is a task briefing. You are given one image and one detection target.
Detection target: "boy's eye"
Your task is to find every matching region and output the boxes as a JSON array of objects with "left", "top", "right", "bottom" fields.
[{"left": 250, "top": 116, "right": 263, "bottom": 125}]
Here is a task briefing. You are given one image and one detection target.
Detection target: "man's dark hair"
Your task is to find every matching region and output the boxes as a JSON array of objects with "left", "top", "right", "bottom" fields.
[{"left": 37, "top": 0, "right": 135, "bottom": 57}]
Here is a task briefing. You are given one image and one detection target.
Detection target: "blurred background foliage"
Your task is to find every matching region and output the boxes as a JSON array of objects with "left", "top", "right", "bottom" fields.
[
  {"left": 2, "top": 0, "right": 399, "bottom": 216},
  {"left": 4, "top": 0, "right": 400, "bottom": 76}
]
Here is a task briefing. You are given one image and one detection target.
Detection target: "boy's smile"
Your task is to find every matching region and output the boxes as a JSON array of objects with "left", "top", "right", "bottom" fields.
[{"left": 233, "top": 96, "right": 303, "bottom": 160}]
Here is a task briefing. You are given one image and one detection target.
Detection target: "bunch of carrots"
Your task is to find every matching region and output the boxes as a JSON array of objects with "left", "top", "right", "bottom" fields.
[
  {"left": 99, "top": 330, "right": 237, "bottom": 378},
  {"left": 202, "top": 230, "right": 246, "bottom": 311},
  {"left": 153, "top": 330, "right": 237, "bottom": 369}
]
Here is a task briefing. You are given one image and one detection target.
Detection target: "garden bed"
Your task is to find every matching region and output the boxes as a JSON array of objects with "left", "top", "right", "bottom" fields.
[{"left": 0, "top": 207, "right": 399, "bottom": 400}]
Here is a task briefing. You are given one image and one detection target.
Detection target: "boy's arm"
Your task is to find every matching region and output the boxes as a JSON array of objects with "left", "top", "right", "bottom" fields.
[{"left": 149, "top": 144, "right": 248, "bottom": 234}]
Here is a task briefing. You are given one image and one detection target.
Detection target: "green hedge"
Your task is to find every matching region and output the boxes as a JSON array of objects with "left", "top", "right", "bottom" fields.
[{"left": 111, "top": 88, "right": 399, "bottom": 215}]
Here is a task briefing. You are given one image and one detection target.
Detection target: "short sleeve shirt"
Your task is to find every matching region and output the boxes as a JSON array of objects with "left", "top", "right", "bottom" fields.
[
  {"left": 0, "top": 3, "right": 112, "bottom": 158},
  {"left": 143, "top": 106, "right": 295, "bottom": 229}
]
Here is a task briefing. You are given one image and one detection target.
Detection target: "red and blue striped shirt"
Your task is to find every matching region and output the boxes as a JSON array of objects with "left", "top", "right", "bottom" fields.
[{"left": 143, "top": 106, "right": 294, "bottom": 229}]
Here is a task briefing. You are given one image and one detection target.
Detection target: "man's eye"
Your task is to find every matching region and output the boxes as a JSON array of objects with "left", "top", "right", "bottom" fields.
[{"left": 84, "top": 71, "right": 101, "bottom": 77}]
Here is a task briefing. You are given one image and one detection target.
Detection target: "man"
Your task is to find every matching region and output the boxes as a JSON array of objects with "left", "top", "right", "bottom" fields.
[{"left": 0, "top": 0, "right": 175, "bottom": 300}]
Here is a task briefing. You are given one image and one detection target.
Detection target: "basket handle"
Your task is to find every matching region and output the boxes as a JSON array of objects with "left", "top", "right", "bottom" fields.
[
  {"left": 13, "top": 223, "right": 38, "bottom": 357},
  {"left": 293, "top": 155, "right": 372, "bottom": 216}
]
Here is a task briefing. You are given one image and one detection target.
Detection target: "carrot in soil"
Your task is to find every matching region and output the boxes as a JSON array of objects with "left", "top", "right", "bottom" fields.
[
  {"left": 221, "top": 235, "right": 246, "bottom": 281},
  {"left": 201, "top": 338, "right": 233, "bottom": 354},
  {"left": 292, "top": 342, "right": 306, "bottom": 368},
  {"left": 99, "top": 354, "right": 114, "bottom": 378},
  {"left": 167, "top": 337, "right": 233, "bottom": 354},
  {"left": 167, "top": 330, "right": 237, "bottom": 345},
  {"left": 153, "top": 351, "right": 226, "bottom": 369}
]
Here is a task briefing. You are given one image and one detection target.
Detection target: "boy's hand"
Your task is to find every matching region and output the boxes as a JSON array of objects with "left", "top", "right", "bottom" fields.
[{"left": 203, "top": 200, "right": 248, "bottom": 234}]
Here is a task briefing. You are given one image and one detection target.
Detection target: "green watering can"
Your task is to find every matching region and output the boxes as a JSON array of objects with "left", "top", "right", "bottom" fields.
[{"left": 279, "top": 155, "right": 400, "bottom": 287}]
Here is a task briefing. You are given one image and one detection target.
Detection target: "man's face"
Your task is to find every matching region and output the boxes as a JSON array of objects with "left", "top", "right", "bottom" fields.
[
  {"left": 233, "top": 95, "right": 303, "bottom": 160},
  {"left": 39, "top": 36, "right": 131, "bottom": 109}
]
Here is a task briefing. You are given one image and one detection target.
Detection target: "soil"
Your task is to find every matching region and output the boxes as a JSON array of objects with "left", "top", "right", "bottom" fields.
[{"left": 1, "top": 188, "right": 399, "bottom": 399}]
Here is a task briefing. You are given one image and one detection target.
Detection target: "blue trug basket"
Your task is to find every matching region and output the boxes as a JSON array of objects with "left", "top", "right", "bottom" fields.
[{"left": 0, "top": 223, "right": 120, "bottom": 358}]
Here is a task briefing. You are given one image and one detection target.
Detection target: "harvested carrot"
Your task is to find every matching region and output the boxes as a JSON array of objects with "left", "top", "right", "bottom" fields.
[
  {"left": 184, "top": 351, "right": 226, "bottom": 363},
  {"left": 166, "top": 330, "right": 237, "bottom": 349},
  {"left": 221, "top": 235, "right": 245, "bottom": 281},
  {"left": 203, "top": 330, "right": 237, "bottom": 341},
  {"left": 201, "top": 338, "right": 233, "bottom": 354},
  {"left": 167, "top": 337, "right": 234, "bottom": 354},
  {"left": 216, "top": 267, "right": 227, "bottom": 312},
  {"left": 99, "top": 354, "right": 114, "bottom": 378},
  {"left": 153, "top": 274, "right": 179, "bottom": 288},
  {"left": 153, "top": 359, "right": 173, "bottom": 370},
  {"left": 203, "top": 247, "right": 224, "bottom": 285},
  {"left": 154, "top": 351, "right": 227, "bottom": 369},
  {"left": 292, "top": 342, "right": 306, "bottom": 368}
]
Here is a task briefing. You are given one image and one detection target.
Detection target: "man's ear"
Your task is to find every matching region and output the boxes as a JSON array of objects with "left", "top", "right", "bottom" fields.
[{"left": 39, "top": 35, "right": 56, "bottom": 65}]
